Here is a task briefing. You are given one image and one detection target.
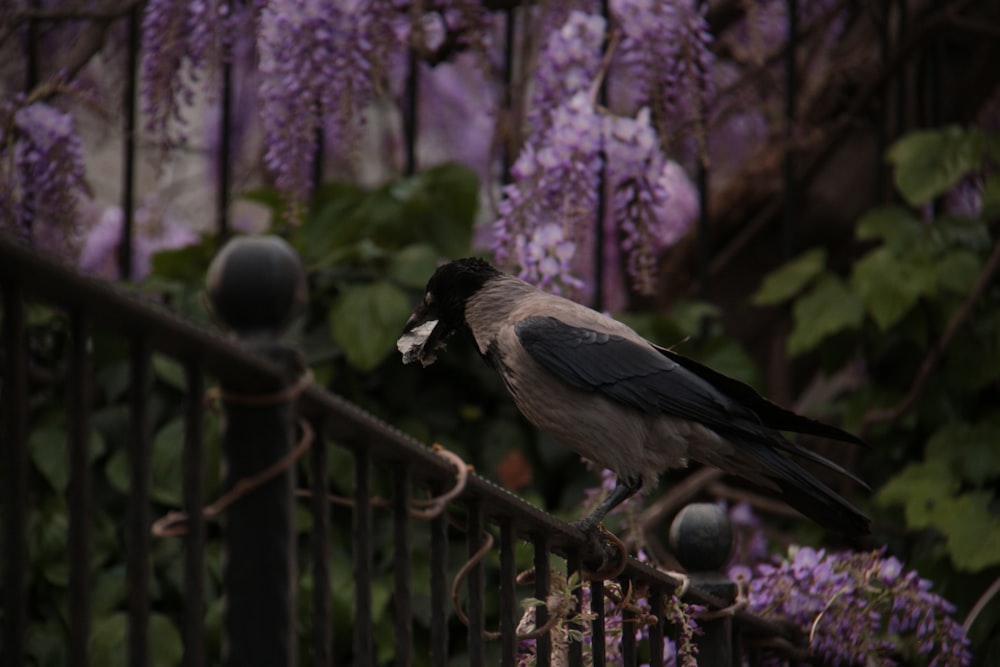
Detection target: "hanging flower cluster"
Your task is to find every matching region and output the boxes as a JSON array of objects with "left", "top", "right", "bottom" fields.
[
  {"left": 747, "top": 546, "right": 971, "bottom": 666},
  {"left": 257, "top": 0, "right": 379, "bottom": 215},
  {"left": 140, "top": 0, "right": 232, "bottom": 154},
  {"left": 611, "top": 0, "right": 714, "bottom": 159},
  {"left": 1, "top": 100, "right": 89, "bottom": 254},
  {"left": 493, "top": 7, "right": 703, "bottom": 298}
]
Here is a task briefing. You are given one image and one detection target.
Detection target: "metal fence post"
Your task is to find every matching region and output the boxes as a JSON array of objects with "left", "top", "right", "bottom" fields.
[
  {"left": 206, "top": 236, "right": 308, "bottom": 667},
  {"left": 669, "top": 503, "right": 737, "bottom": 667}
]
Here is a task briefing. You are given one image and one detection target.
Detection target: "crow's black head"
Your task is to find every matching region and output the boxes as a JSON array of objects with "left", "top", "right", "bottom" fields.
[{"left": 398, "top": 258, "right": 501, "bottom": 366}]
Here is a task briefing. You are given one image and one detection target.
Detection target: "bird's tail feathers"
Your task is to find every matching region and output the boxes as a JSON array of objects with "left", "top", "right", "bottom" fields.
[{"left": 735, "top": 436, "right": 871, "bottom": 536}]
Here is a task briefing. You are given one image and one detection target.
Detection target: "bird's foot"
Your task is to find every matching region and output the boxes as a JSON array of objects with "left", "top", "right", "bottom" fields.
[{"left": 570, "top": 521, "right": 629, "bottom": 581}]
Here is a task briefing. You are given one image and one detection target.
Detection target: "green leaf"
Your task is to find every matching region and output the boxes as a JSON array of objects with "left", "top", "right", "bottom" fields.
[
  {"left": 877, "top": 460, "right": 960, "bottom": 526},
  {"left": 925, "top": 415, "right": 1000, "bottom": 486},
  {"left": 404, "top": 163, "right": 478, "bottom": 257},
  {"left": 850, "top": 247, "right": 929, "bottom": 331},
  {"left": 90, "top": 613, "right": 182, "bottom": 667},
  {"left": 933, "top": 249, "right": 982, "bottom": 294},
  {"left": 30, "top": 425, "right": 69, "bottom": 493},
  {"left": 935, "top": 492, "right": 1000, "bottom": 572},
  {"left": 105, "top": 418, "right": 185, "bottom": 505},
  {"left": 855, "top": 206, "right": 918, "bottom": 243},
  {"left": 153, "top": 354, "right": 187, "bottom": 391},
  {"left": 329, "top": 281, "right": 412, "bottom": 371},
  {"left": 886, "top": 126, "right": 985, "bottom": 206},
  {"left": 787, "top": 274, "right": 864, "bottom": 356},
  {"left": 753, "top": 248, "right": 827, "bottom": 306},
  {"left": 982, "top": 173, "right": 1000, "bottom": 221},
  {"left": 669, "top": 300, "right": 721, "bottom": 335},
  {"left": 151, "top": 418, "right": 185, "bottom": 506},
  {"left": 389, "top": 243, "right": 440, "bottom": 289},
  {"left": 296, "top": 183, "right": 368, "bottom": 266},
  {"left": 30, "top": 425, "right": 105, "bottom": 493},
  {"left": 149, "top": 235, "right": 217, "bottom": 284}
]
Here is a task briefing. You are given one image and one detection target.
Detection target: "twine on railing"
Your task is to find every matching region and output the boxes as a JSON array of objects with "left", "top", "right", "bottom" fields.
[{"left": 153, "top": 367, "right": 472, "bottom": 536}]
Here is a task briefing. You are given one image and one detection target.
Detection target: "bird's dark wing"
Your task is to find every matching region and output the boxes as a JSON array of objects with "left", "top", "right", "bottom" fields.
[
  {"left": 657, "top": 345, "right": 866, "bottom": 446},
  {"left": 515, "top": 315, "right": 871, "bottom": 503},
  {"left": 514, "top": 316, "right": 759, "bottom": 430}
]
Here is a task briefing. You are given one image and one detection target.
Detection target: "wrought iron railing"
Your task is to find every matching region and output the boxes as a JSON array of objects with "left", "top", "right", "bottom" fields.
[{"left": 0, "top": 233, "right": 806, "bottom": 666}]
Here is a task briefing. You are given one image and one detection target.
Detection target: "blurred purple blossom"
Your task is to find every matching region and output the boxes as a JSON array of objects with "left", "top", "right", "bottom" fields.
[
  {"left": 606, "top": 108, "right": 698, "bottom": 294},
  {"left": 257, "top": 0, "right": 377, "bottom": 214},
  {"left": 747, "top": 547, "right": 972, "bottom": 666},
  {"left": 78, "top": 196, "right": 198, "bottom": 281},
  {"left": 3, "top": 101, "right": 89, "bottom": 255},
  {"left": 493, "top": 91, "right": 603, "bottom": 295},
  {"left": 141, "top": 0, "right": 231, "bottom": 153},
  {"left": 527, "top": 10, "right": 606, "bottom": 139},
  {"left": 611, "top": 0, "right": 714, "bottom": 159}
]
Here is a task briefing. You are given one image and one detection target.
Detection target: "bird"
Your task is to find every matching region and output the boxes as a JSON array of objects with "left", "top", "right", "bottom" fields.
[{"left": 397, "top": 257, "right": 871, "bottom": 537}]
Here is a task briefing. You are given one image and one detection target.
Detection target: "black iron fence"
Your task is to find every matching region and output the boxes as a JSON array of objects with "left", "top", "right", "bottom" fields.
[{"left": 0, "top": 232, "right": 806, "bottom": 666}]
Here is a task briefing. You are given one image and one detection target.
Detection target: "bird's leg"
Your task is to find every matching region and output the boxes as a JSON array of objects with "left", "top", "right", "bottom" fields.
[
  {"left": 570, "top": 476, "right": 641, "bottom": 578},
  {"left": 571, "top": 476, "right": 643, "bottom": 533}
]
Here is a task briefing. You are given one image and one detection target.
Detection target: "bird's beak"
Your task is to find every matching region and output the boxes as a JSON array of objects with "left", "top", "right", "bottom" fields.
[
  {"left": 398, "top": 304, "right": 451, "bottom": 366},
  {"left": 402, "top": 304, "right": 429, "bottom": 334}
]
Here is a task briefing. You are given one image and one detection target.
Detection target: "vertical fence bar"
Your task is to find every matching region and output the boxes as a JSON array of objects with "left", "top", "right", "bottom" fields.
[
  {"left": 21, "top": 2, "right": 40, "bottom": 236},
  {"left": 394, "top": 464, "right": 414, "bottom": 667},
  {"left": 1, "top": 280, "right": 28, "bottom": 667},
  {"left": 592, "top": 0, "right": 610, "bottom": 311},
  {"left": 208, "top": 238, "right": 304, "bottom": 667},
  {"left": 781, "top": 0, "right": 798, "bottom": 260},
  {"left": 119, "top": 6, "right": 140, "bottom": 280},
  {"left": 310, "top": 422, "right": 331, "bottom": 667},
  {"left": 619, "top": 618, "right": 636, "bottom": 666},
  {"left": 590, "top": 579, "right": 606, "bottom": 667},
  {"left": 403, "top": 45, "right": 419, "bottom": 177},
  {"left": 533, "top": 534, "right": 551, "bottom": 667},
  {"left": 353, "top": 447, "right": 374, "bottom": 666},
  {"left": 128, "top": 337, "right": 152, "bottom": 667},
  {"left": 216, "top": 20, "right": 233, "bottom": 242},
  {"left": 499, "top": 518, "right": 518, "bottom": 666},
  {"left": 895, "top": 0, "right": 908, "bottom": 137},
  {"left": 429, "top": 481, "right": 449, "bottom": 667},
  {"left": 876, "top": 0, "right": 891, "bottom": 203},
  {"left": 567, "top": 551, "right": 583, "bottom": 667},
  {"left": 68, "top": 311, "right": 93, "bottom": 667},
  {"left": 619, "top": 576, "right": 636, "bottom": 667},
  {"left": 219, "top": 372, "right": 298, "bottom": 667},
  {"left": 466, "top": 500, "right": 486, "bottom": 667},
  {"left": 647, "top": 585, "right": 664, "bottom": 667},
  {"left": 182, "top": 363, "right": 206, "bottom": 667}
]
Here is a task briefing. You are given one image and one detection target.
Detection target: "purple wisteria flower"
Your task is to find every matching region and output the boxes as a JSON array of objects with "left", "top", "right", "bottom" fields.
[
  {"left": 747, "top": 546, "right": 972, "bottom": 666},
  {"left": 611, "top": 0, "right": 714, "bottom": 159},
  {"left": 492, "top": 7, "right": 704, "bottom": 302},
  {"left": 78, "top": 196, "right": 198, "bottom": 281},
  {"left": 606, "top": 108, "right": 698, "bottom": 294},
  {"left": 515, "top": 575, "right": 699, "bottom": 667},
  {"left": 526, "top": 10, "right": 606, "bottom": 140},
  {"left": 257, "top": 0, "right": 377, "bottom": 214},
  {"left": 4, "top": 101, "right": 89, "bottom": 255},
  {"left": 141, "top": 0, "right": 231, "bottom": 154},
  {"left": 493, "top": 91, "right": 603, "bottom": 295}
]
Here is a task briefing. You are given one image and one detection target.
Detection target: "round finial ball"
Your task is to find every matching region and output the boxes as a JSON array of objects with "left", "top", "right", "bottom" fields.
[
  {"left": 206, "top": 235, "right": 308, "bottom": 337},
  {"left": 668, "top": 503, "right": 734, "bottom": 572}
]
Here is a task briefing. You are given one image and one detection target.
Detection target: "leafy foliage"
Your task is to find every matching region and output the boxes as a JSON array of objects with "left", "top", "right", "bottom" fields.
[{"left": 753, "top": 125, "right": 1000, "bottom": 657}]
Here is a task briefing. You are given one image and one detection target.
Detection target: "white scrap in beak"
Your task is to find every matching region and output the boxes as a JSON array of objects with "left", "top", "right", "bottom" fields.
[{"left": 397, "top": 319, "right": 440, "bottom": 366}]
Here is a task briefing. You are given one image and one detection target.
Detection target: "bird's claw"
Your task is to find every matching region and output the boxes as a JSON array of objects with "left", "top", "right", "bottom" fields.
[{"left": 572, "top": 522, "right": 629, "bottom": 581}]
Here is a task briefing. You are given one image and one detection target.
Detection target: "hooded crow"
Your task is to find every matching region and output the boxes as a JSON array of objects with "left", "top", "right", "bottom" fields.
[{"left": 398, "top": 257, "right": 870, "bottom": 536}]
